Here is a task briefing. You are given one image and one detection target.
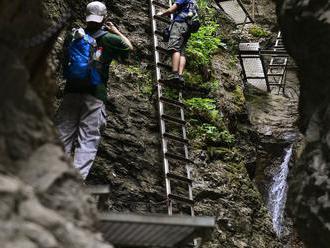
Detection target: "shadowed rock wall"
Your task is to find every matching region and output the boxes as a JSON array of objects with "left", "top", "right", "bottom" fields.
[
  {"left": 277, "top": 1, "right": 330, "bottom": 247},
  {"left": 0, "top": 1, "right": 112, "bottom": 247}
]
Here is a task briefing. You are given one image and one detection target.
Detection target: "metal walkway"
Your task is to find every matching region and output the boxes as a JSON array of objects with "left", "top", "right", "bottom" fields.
[
  {"left": 238, "top": 32, "right": 293, "bottom": 95},
  {"left": 215, "top": 0, "right": 253, "bottom": 25},
  {"left": 239, "top": 42, "right": 270, "bottom": 92},
  {"left": 97, "top": 213, "right": 215, "bottom": 248},
  {"left": 150, "top": 0, "right": 194, "bottom": 216},
  {"left": 87, "top": 185, "right": 215, "bottom": 247}
]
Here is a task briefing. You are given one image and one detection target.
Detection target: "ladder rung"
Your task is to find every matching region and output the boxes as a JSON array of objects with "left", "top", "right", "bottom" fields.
[
  {"left": 268, "top": 64, "right": 286, "bottom": 67},
  {"left": 163, "top": 132, "right": 189, "bottom": 144},
  {"left": 246, "top": 76, "right": 266, "bottom": 79},
  {"left": 269, "top": 60, "right": 287, "bottom": 66},
  {"left": 267, "top": 72, "right": 285, "bottom": 76},
  {"left": 274, "top": 45, "right": 285, "bottom": 49},
  {"left": 154, "top": 15, "right": 171, "bottom": 24},
  {"left": 165, "top": 152, "right": 193, "bottom": 164},
  {"left": 160, "top": 96, "right": 185, "bottom": 108},
  {"left": 152, "top": 0, "right": 170, "bottom": 9},
  {"left": 157, "top": 62, "right": 172, "bottom": 71},
  {"left": 268, "top": 67, "right": 285, "bottom": 71},
  {"left": 86, "top": 185, "right": 110, "bottom": 195},
  {"left": 270, "top": 58, "right": 287, "bottom": 63},
  {"left": 168, "top": 193, "right": 194, "bottom": 205},
  {"left": 156, "top": 45, "right": 169, "bottom": 54},
  {"left": 161, "top": 114, "right": 186, "bottom": 125},
  {"left": 240, "top": 55, "right": 261, "bottom": 58},
  {"left": 267, "top": 73, "right": 284, "bottom": 77},
  {"left": 167, "top": 172, "right": 193, "bottom": 184}
]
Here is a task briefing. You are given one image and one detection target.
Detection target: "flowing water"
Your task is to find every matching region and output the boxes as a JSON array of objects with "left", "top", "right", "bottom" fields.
[{"left": 267, "top": 145, "right": 293, "bottom": 237}]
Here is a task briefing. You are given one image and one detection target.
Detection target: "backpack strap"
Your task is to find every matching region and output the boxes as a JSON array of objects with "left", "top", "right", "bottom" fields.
[
  {"left": 84, "top": 35, "right": 97, "bottom": 47},
  {"left": 93, "top": 29, "right": 108, "bottom": 39}
]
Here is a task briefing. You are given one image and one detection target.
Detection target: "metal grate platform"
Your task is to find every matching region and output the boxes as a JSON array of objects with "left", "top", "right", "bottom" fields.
[
  {"left": 239, "top": 43, "right": 270, "bottom": 92},
  {"left": 98, "top": 213, "right": 215, "bottom": 247},
  {"left": 216, "top": 0, "right": 253, "bottom": 25}
]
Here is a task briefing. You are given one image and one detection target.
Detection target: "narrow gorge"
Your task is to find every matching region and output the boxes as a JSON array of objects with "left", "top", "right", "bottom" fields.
[{"left": 0, "top": 0, "right": 329, "bottom": 248}]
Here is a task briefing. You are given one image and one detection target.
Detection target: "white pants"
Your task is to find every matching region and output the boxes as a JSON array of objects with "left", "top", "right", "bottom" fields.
[{"left": 55, "top": 93, "right": 107, "bottom": 179}]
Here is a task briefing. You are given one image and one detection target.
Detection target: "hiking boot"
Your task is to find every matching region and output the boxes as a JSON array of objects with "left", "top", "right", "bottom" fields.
[{"left": 165, "top": 72, "right": 180, "bottom": 83}]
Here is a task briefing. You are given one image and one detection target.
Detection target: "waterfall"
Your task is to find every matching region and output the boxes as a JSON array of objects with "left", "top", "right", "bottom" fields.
[{"left": 267, "top": 145, "right": 293, "bottom": 237}]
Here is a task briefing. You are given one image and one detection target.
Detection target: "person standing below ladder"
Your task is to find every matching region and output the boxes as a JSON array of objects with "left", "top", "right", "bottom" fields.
[
  {"left": 55, "top": 1, "right": 133, "bottom": 179},
  {"left": 157, "top": 0, "right": 194, "bottom": 86}
]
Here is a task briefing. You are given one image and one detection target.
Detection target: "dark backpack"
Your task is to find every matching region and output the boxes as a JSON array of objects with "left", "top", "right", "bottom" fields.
[{"left": 178, "top": 0, "right": 201, "bottom": 33}]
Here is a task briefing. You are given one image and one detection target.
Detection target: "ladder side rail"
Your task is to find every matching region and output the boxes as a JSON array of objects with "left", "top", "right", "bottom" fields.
[
  {"left": 236, "top": 0, "right": 255, "bottom": 23},
  {"left": 166, "top": 0, "right": 175, "bottom": 216},
  {"left": 280, "top": 58, "right": 289, "bottom": 95},
  {"left": 238, "top": 53, "right": 248, "bottom": 88},
  {"left": 150, "top": 0, "right": 161, "bottom": 81},
  {"left": 259, "top": 51, "right": 271, "bottom": 92},
  {"left": 179, "top": 92, "right": 195, "bottom": 216},
  {"left": 149, "top": 0, "right": 173, "bottom": 215},
  {"left": 270, "top": 31, "right": 289, "bottom": 94}
]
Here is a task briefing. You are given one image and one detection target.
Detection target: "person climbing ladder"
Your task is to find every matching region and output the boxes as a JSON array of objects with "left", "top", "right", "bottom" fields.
[
  {"left": 55, "top": 1, "right": 133, "bottom": 179},
  {"left": 157, "top": 0, "right": 200, "bottom": 86}
]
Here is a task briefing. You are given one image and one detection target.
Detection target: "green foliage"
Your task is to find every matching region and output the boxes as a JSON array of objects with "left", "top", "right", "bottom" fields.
[
  {"left": 185, "top": 98, "right": 235, "bottom": 147},
  {"left": 202, "top": 124, "right": 234, "bottom": 145},
  {"left": 190, "top": 123, "right": 235, "bottom": 147},
  {"left": 197, "top": 0, "right": 217, "bottom": 22},
  {"left": 183, "top": 71, "right": 218, "bottom": 92},
  {"left": 126, "top": 65, "right": 153, "bottom": 96},
  {"left": 232, "top": 85, "right": 245, "bottom": 107},
  {"left": 185, "top": 98, "right": 220, "bottom": 123},
  {"left": 163, "top": 87, "right": 180, "bottom": 100},
  {"left": 228, "top": 55, "right": 238, "bottom": 69},
  {"left": 248, "top": 25, "right": 270, "bottom": 38},
  {"left": 186, "top": 22, "right": 223, "bottom": 72}
]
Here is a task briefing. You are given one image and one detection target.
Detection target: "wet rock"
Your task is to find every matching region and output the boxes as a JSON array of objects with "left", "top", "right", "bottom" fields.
[
  {"left": 277, "top": 0, "right": 330, "bottom": 247},
  {"left": 0, "top": 1, "right": 113, "bottom": 247}
]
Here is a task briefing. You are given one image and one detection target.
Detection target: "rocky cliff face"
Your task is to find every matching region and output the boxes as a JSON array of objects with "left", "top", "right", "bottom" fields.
[
  {"left": 0, "top": 0, "right": 307, "bottom": 247},
  {"left": 84, "top": 0, "right": 285, "bottom": 247},
  {"left": 0, "top": 1, "right": 112, "bottom": 247},
  {"left": 277, "top": 1, "right": 330, "bottom": 247}
]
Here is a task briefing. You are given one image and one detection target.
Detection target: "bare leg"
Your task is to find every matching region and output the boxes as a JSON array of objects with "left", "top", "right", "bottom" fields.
[
  {"left": 178, "top": 55, "right": 186, "bottom": 75},
  {"left": 172, "top": 51, "right": 181, "bottom": 72}
]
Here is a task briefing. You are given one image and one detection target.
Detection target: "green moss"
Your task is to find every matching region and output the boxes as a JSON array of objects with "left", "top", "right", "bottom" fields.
[
  {"left": 232, "top": 85, "right": 245, "bottom": 107},
  {"left": 126, "top": 65, "right": 153, "bottom": 96},
  {"left": 248, "top": 25, "right": 270, "bottom": 38},
  {"left": 183, "top": 71, "right": 219, "bottom": 92},
  {"left": 228, "top": 55, "right": 238, "bottom": 69},
  {"left": 208, "top": 147, "right": 242, "bottom": 161}
]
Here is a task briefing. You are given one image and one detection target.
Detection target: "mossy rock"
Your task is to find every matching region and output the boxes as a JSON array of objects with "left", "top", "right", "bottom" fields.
[{"left": 208, "top": 147, "right": 242, "bottom": 162}]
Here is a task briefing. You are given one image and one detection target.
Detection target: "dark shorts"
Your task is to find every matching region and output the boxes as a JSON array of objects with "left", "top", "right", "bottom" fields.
[{"left": 168, "top": 21, "right": 190, "bottom": 55}]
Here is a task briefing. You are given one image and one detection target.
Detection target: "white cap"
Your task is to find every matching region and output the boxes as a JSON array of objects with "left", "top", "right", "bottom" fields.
[{"left": 86, "top": 1, "right": 107, "bottom": 23}]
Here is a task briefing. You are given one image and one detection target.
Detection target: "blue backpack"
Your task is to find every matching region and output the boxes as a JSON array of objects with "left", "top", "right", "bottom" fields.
[{"left": 64, "top": 28, "right": 105, "bottom": 86}]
